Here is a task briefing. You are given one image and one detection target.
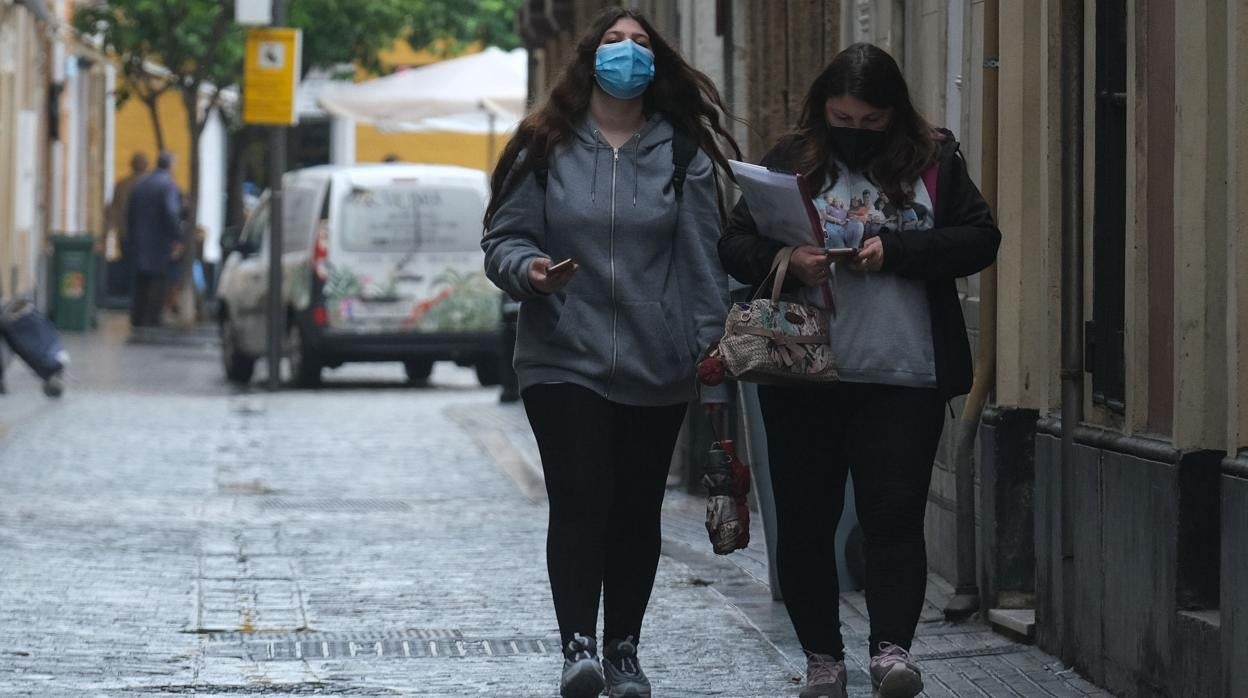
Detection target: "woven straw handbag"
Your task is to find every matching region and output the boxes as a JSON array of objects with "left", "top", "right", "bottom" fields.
[{"left": 716, "top": 247, "right": 838, "bottom": 386}]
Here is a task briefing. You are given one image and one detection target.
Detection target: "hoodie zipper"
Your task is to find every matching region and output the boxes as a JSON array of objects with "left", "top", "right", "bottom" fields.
[{"left": 606, "top": 146, "right": 620, "bottom": 396}]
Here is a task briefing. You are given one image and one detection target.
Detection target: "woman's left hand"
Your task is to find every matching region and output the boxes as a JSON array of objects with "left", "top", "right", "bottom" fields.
[{"left": 850, "top": 236, "right": 884, "bottom": 272}]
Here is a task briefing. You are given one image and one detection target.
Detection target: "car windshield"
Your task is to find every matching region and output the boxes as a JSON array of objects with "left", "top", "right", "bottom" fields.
[{"left": 338, "top": 184, "right": 483, "bottom": 253}]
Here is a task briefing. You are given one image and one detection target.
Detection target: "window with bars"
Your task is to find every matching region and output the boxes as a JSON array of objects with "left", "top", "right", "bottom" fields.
[{"left": 1089, "top": 0, "right": 1128, "bottom": 412}]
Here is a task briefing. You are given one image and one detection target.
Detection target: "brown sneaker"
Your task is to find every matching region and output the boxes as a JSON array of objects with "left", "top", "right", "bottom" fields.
[
  {"left": 799, "top": 651, "right": 847, "bottom": 698},
  {"left": 869, "top": 643, "right": 923, "bottom": 698}
]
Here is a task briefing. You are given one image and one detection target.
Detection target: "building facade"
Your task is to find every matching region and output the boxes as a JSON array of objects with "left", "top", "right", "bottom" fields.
[
  {"left": 1, "top": 0, "right": 112, "bottom": 307},
  {"left": 520, "top": 2, "right": 1247, "bottom": 696},
  {"left": 984, "top": 2, "right": 1248, "bottom": 697}
]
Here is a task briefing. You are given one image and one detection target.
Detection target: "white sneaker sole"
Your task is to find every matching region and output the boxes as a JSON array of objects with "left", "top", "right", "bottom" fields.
[{"left": 873, "top": 664, "right": 923, "bottom": 698}]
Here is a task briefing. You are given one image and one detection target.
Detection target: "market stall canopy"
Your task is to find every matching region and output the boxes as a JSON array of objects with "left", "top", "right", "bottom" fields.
[{"left": 318, "top": 47, "right": 527, "bottom": 134}]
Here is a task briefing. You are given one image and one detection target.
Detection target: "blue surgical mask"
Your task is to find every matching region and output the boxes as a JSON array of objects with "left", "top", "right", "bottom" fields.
[{"left": 594, "top": 39, "right": 655, "bottom": 100}]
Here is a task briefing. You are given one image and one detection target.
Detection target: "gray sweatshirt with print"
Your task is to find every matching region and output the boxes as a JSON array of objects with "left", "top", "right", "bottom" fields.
[{"left": 482, "top": 114, "right": 728, "bottom": 406}]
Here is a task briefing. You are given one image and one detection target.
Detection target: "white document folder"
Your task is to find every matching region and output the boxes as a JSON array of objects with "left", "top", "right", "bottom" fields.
[
  {"left": 728, "top": 160, "right": 835, "bottom": 309},
  {"left": 727, "top": 160, "right": 825, "bottom": 248}
]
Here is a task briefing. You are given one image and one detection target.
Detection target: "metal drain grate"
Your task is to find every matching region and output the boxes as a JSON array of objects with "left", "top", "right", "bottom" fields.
[
  {"left": 206, "top": 629, "right": 462, "bottom": 643},
  {"left": 259, "top": 497, "right": 413, "bottom": 513},
  {"left": 218, "top": 635, "right": 559, "bottom": 661},
  {"left": 136, "top": 684, "right": 394, "bottom": 695}
]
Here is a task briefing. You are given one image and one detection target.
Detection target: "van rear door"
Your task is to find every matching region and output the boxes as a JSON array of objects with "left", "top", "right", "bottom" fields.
[{"left": 323, "top": 176, "right": 496, "bottom": 336}]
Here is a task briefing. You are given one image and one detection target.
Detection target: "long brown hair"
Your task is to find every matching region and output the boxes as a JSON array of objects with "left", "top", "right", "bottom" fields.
[
  {"left": 792, "top": 43, "right": 937, "bottom": 206},
  {"left": 484, "top": 7, "right": 742, "bottom": 225}
]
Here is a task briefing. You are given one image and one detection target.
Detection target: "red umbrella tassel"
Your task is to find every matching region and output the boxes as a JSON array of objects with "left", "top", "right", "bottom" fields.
[{"left": 720, "top": 438, "right": 751, "bottom": 550}]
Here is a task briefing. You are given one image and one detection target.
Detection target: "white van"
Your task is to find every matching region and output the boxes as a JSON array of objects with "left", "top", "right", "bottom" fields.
[{"left": 216, "top": 163, "right": 501, "bottom": 387}]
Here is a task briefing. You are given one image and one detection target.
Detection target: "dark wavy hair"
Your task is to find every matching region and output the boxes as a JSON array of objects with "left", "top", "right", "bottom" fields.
[
  {"left": 792, "top": 43, "right": 937, "bottom": 206},
  {"left": 484, "top": 7, "right": 742, "bottom": 226}
]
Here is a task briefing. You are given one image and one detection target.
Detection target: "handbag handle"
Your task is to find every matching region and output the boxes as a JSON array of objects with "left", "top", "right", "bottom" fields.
[{"left": 752, "top": 247, "right": 796, "bottom": 303}]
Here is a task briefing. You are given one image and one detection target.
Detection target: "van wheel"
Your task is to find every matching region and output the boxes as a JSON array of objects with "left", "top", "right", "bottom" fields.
[
  {"left": 404, "top": 360, "right": 433, "bottom": 384},
  {"left": 221, "top": 315, "right": 255, "bottom": 384},
  {"left": 288, "top": 323, "right": 322, "bottom": 388},
  {"left": 475, "top": 359, "right": 501, "bottom": 387}
]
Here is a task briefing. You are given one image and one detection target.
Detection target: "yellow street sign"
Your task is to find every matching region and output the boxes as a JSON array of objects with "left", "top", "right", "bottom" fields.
[{"left": 243, "top": 27, "right": 301, "bottom": 125}]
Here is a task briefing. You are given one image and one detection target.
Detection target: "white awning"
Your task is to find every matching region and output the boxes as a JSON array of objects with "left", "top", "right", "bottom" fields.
[{"left": 318, "top": 47, "right": 527, "bottom": 134}]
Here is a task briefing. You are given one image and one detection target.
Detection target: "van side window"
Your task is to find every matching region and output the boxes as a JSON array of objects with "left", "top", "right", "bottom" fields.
[
  {"left": 282, "top": 184, "right": 323, "bottom": 253},
  {"left": 240, "top": 201, "right": 270, "bottom": 253}
]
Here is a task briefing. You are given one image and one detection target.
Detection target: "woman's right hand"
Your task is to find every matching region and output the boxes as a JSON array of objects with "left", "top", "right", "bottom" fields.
[
  {"left": 787, "top": 245, "right": 832, "bottom": 287},
  {"left": 528, "top": 257, "right": 578, "bottom": 294}
]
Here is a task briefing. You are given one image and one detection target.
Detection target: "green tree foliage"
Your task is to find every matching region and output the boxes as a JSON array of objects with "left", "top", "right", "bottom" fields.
[
  {"left": 288, "top": 0, "right": 414, "bottom": 77},
  {"left": 75, "top": 0, "right": 242, "bottom": 151},
  {"left": 406, "top": 0, "right": 524, "bottom": 56}
]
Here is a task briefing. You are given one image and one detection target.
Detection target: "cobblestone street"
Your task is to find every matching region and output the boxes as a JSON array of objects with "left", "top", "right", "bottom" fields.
[{"left": 0, "top": 314, "right": 1110, "bottom": 697}]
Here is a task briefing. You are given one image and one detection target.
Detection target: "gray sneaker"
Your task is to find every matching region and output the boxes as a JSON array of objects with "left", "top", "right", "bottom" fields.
[
  {"left": 799, "top": 651, "right": 847, "bottom": 698},
  {"left": 560, "top": 634, "right": 605, "bottom": 698},
  {"left": 602, "top": 636, "right": 651, "bottom": 697},
  {"left": 869, "top": 643, "right": 923, "bottom": 698}
]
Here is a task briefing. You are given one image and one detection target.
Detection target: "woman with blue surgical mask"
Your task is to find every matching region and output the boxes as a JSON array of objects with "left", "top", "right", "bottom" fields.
[{"left": 483, "top": 7, "right": 741, "bottom": 698}]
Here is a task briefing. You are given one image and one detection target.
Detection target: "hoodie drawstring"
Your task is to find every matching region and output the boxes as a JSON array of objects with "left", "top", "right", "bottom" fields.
[
  {"left": 591, "top": 130, "right": 603, "bottom": 202},
  {"left": 631, "top": 134, "right": 641, "bottom": 206}
]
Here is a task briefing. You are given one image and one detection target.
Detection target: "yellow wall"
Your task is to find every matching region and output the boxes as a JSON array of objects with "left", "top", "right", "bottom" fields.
[
  {"left": 354, "top": 127, "right": 510, "bottom": 172},
  {"left": 113, "top": 89, "right": 193, "bottom": 191}
]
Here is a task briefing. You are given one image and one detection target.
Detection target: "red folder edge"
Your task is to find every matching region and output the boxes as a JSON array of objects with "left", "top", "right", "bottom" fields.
[{"left": 795, "top": 173, "right": 836, "bottom": 309}]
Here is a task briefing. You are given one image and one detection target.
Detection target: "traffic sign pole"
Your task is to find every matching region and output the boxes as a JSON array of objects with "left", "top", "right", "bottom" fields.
[{"left": 265, "top": 0, "right": 288, "bottom": 390}]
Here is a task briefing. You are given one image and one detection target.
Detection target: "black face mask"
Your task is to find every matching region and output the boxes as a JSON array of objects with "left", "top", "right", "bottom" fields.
[{"left": 828, "top": 126, "right": 887, "bottom": 172}]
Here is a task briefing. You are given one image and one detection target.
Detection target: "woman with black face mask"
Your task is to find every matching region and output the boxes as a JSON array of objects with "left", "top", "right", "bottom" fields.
[{"left": 718, "top": 43, "right": 1000, "bottom": 698}]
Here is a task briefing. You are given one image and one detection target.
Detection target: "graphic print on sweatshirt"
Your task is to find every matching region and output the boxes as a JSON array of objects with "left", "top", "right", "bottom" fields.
[
  {"left": 807, "top": 162, "right": 939, "bottom": 388},
  {"left": 815, "top": 170, "right": 934, "bottom": 250}
]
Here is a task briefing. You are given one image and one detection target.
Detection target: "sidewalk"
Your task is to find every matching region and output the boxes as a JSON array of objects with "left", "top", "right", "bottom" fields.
[
  {"left": 455, "top": 400, "right": 1112, "bottom": 698},
  {"left": 0, "top": 314, "right": 1109, "bottom": 696},
  {"left": 0, "top": 319, "right": 788, "bottom": 696}
]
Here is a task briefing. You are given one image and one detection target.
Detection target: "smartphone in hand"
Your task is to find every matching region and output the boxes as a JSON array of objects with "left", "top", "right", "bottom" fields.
[
  {"left": 548, "top": 257, "right": 576, "bottom": 273},
  {"left": 825, "top": 247, "right": 859, "bottom": 262}
]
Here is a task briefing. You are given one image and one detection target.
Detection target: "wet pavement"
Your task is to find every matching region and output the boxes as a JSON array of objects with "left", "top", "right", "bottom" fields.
[{"left": 0, "top": 311, "right": 1109, "bottom": 696}]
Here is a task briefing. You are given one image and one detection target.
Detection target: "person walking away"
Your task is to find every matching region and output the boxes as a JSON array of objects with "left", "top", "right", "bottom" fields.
[
  {"left": 718, "top": 43, "right": 1000, "bottom": 698},
  {"left": 481, "top": 8, "right": 741, "bottom": 697},
  {"left": 127, "top": 151, "right": 185, "bottom": 328},
  {"left": 104, "top": 152, "right": 149, "bottom": 302}
]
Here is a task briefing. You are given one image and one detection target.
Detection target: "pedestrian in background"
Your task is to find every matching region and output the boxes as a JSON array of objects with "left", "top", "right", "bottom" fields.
[
  {"left": 482, "top": 7, "right": 740, "bottom": 697},
  {"left": 719, "top": 43, "right": 1000, "bottom": 698},
  {"left": 127, "top": 151, "right": 185, "bottom": 329},
  {"left": 104, "top": 152, "right": 149, "bottom": 299}
]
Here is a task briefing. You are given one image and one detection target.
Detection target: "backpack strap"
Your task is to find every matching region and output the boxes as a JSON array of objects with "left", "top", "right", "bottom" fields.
[
  {"left": 670, "top": 129, "right": 699, "bottom": 200},
  {"left": 532, "top": 150, "right": 549, "bottom": 190},
  {"left": 532, "top": 130, "right": 699, "bottom": 198}
]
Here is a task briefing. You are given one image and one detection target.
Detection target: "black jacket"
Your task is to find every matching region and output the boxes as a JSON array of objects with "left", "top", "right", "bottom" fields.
[{"left": 717, "top": 131, "right": 1001, "bottom": 400}]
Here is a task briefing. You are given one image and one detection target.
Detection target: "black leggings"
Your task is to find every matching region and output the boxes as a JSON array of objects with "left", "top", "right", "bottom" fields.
[
  {"left": 758, "top": 382, "right": 945, "bottom": 659},
  {"left": 522, "top": 383, "right": 686, "bottom": 649}
]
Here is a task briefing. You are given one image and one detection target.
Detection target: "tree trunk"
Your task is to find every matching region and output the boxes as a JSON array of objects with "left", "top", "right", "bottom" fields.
[
  {"left": 142, "top": 95, "right": 166, "bottom": 152},
  {"left": 174, "top": 89, "right": 203, "bottom": 329}
]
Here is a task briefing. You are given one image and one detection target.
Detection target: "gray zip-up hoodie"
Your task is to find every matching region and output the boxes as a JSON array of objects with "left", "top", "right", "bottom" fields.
[{"left": 482, "top": 114, "right": 728, "bottom": 406}]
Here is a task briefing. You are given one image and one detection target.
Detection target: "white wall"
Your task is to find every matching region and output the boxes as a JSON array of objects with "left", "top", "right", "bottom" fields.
[{"left": 197, "top": 109, "right": 227, "bottom": 263}]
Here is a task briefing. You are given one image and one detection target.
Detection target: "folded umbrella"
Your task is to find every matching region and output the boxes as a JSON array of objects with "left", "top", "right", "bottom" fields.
[{"left": 702, "top": 403, "right": 751, "bottom": 554}]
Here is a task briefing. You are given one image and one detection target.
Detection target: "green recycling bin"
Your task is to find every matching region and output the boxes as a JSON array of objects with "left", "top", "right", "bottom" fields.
[{"left": 51, "top": 234, "right": 97, "bottom": 332}]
